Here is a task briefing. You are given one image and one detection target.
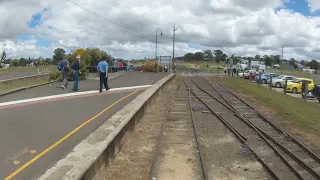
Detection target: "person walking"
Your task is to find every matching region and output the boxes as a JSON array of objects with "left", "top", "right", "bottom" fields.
[
  {"left": 61, "top": 57, "right": 70, "bottom": 89},
  {"left": 97, "top": 56, "right": 110, "bottom": 92},
  {"left": 71, "top": 57, "right": 80, "bottom": 91}
]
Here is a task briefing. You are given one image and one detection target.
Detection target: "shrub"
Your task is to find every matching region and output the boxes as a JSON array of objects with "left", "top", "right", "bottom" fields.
[
  {"left": 49, "top": 68, "right": 88, "bottom": 81},
  {"left": 137, "top": 60, "right": 163, "bottom": 72},
  {"left": 135, "top": 65, "right": 144, "bottom": 72}
]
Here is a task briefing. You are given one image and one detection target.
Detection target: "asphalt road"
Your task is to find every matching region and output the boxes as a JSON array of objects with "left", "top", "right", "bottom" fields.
[
  {"left": 0, "top": 71, "right": 169, "bottom": 180},
  {"left": 0, "top": 71, "right": 168, "bottom": 102}
]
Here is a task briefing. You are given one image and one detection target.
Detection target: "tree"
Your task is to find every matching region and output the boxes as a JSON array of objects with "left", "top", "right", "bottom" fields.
[
  {"left": 1, "top": 50, "right": 6, "bottom": 62},
  {"left": 10, "top": 59, "right": 19, "bottom": 67},
  {"left": 194, "top": 52, "right": 204, "bottom": 61},
  {"left": 184, "top": 53, "right": 194, "bottom": 61},
  {"left": 52, "top": 48, "right": 66, "bottom": 65},
  {"left": 310, "top": 60, "right": 319, "bottom": 70},
  {"left": 222, "top": 53, "right": 228, "bottom": 61},
  {"left": 214, "top": 49, "right": 224, "bottom": 63},
  {"left": 263, "top": 55, "right": 272, "bottom": 66},
  {"left": 300, "top": 60, "right": 305, "bottom": 66},
  {"left": 203, "top": 50, "right": 213, "bottom": 61},
  {"left": 289, "top": 58, "right": 298, "bottom": 69},
  {"left": 274, "top": 55, "right": 281, "bottom": 64}
]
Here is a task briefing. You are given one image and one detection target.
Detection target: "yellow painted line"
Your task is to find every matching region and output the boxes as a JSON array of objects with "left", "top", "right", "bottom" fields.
[{"left": 5, "top": 90, "right": 140, "bottom": 180}]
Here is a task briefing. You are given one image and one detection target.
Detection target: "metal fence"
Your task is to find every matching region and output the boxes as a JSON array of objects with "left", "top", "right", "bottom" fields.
[{"left": 158, "top": 56, "right": 172, "bottom": 72}]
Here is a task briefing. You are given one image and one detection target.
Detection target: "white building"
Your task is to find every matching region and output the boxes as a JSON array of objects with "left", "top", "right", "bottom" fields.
[
  {"left": 235, "top": 59, "right": 265, "bottom": 70},
  {"left": 302, "top": 68, "right": 315, "bottom": 74}
]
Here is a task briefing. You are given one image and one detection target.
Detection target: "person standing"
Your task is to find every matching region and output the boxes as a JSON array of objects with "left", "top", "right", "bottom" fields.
[
  {"left": 61, "top": 57, "right": 70, "bottom": 89},
  {"left": 71, "top": 57, "right": 80, "bottom": 91},
  {"left": 97, "top": 56, "right": 110, "bottom": 92}
]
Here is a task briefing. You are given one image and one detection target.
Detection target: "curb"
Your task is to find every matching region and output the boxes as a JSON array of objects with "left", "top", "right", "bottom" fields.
[
  {"left": 0, "top": 73, "right": 50, "bottom": 83},
  {"left": 87, "top": 71, "right": 126, "bottom": 80},
  {"left": 38, "top": 73, "right": 176, "bottom": 180},
  {"left": 0, "top": 80, "right": 58, "bottom": 97},
  {"left": 0, "top": 72, "right": 125, "bottom": 97}
]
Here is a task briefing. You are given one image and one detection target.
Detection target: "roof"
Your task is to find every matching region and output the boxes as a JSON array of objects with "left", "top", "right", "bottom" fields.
[{"left": 297, "top": 77, "right": 313, "bottom": 81}]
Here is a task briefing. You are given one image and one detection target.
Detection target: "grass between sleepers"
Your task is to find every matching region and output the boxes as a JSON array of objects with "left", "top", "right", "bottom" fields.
[{"left": 216, "top": 76, "right": 320, "bottom": 136}]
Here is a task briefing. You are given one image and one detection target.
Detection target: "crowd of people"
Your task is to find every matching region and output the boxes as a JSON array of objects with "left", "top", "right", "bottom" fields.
[{"left": 57, "top": 56, "right": 115, "bottom": 93}]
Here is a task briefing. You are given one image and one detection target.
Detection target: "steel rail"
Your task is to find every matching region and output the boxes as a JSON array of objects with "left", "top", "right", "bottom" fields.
[
  {"left": 186, "top": 77, "right": 281, "bottom": 180},
  {"left": 202, "top": 77, "right": 320, "bottom": 179},
  {"left": 190, "top": 76, "right": 307, "bottom": 179},
  {"left": 184, "top": 76, "right": 208, "bottom": 180},
  {"left": 148, "top": 78, "right": 182, "bottom": 180},
  {"left": 212, "top": 77, "right": 320, "bottom": 164}
]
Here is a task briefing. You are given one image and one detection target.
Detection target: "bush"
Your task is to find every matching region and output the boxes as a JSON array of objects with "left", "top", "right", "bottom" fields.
[
  {"left": 135, "top": 60, "right": 163, "bottom": 72},
  {"left": 49, "top": 68, "right": 88, "bottom": 81},
  {"left": 135, "top": 65, "right": 144, "bottom": 72}
]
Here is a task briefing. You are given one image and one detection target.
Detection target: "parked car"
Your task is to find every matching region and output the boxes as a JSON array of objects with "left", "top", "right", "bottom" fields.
[
  {"left": 244, "top": 72, "right": 258, "bottom": 79},
  {"left": 286, "top": 78, "right": 314, "bottom": 94},
  {"left": 239, "top": 70, "right": 256, "bottom": 78},
  {"left": 270, "top": 75, "right": 295, "bottom": 88},
  {"left": 255, "top": 73, "right": 279, "bottom": 84}
]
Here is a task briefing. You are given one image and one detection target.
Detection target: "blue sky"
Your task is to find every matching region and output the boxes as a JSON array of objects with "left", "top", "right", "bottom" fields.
[
  {"left": 16, "top": 8, "right": 51, "bottom": 48},
  {"left": 278, "top": 0, "right": 320, "bottom": 16}
]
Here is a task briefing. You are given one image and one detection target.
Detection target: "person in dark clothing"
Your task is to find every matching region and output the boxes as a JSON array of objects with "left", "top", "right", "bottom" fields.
[
  {"left": 71, "top": 57, "right": 80, "bottom": 91},
  {"left": 61, "top": 58, "right": 69, "bottom": 89},
  {"left": 97, "top": 56, "right": 109, "bottom": 92},
  {"left": 301, "top": 81, "right": 306, "bottom": 99},
  {"left": 312, "top": 85, "right": 320, "bottom": 104}
]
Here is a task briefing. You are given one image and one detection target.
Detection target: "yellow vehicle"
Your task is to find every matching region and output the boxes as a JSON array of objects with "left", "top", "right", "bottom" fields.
[{"left": 286, "top": 78, "right": 314, "bottom": 94}]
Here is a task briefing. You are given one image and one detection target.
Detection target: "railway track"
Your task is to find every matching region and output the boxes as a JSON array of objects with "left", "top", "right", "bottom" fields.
[
  {"left": 189, "top": 76, "right": 320, "bottom": 180},
  {"left": 149, "top": 78, "right": 206, "bottom": 180}
]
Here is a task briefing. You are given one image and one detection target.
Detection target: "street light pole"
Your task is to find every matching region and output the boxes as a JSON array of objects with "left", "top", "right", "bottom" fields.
[
  {"left": 155, "top": 28, "right": 163, "bottom": 72},
  {"left": 172, "top": 24, "right": 177, "bottom": 73},
  {"left": 281, "top": 44, "right": 285, "bottom": 74},
  {"left": 155, "top": 28, "right": 163, "bottom": 61}
]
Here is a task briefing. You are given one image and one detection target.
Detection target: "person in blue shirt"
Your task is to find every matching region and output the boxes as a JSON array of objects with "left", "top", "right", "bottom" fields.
[
  {"left": 71, "top": 57, "right": 80, "bottom": 91},
  {"left": 97, "top": 56, "right": 110, "bottom": 92}
]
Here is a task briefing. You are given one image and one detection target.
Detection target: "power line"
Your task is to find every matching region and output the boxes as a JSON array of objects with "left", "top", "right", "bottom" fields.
[{"left": 67, "top": 0, "right": 137, "bottom": 32}]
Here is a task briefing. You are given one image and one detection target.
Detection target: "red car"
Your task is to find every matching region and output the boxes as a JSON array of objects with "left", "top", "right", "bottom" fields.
[{"left": 244, "top": 72, "right": 258, "bottom": 79}]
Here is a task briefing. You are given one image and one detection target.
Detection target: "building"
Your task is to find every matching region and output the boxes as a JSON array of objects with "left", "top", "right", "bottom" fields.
[{"left": 302, "top": 68, "right": 315, "bottom": 74}]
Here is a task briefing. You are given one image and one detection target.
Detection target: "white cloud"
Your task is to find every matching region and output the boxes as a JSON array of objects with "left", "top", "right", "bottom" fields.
[
  {"left": 307, "top": 0, "right": 320, "bottom": 13},
  {"left": 0, "top": 0, "right": 320, "bottom": 61}
]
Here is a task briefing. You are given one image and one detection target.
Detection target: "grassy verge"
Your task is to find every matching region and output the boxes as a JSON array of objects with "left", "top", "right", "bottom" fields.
[
  {"left": 0, "top": 78, "right": 49, "bottom": 94},
  {"left": 216, "top": 76, "right": 320, "bottom": 137},
  {"left": 0, "top": 65, "right": 56, "bottom": 73}
]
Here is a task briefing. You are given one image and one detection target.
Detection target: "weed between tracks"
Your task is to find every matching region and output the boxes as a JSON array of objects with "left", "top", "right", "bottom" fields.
[{"left": 216, "top": 76, "right": 320, "bottom": 152}]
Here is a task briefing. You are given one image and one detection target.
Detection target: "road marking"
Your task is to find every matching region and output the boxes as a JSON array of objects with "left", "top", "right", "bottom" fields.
[
  {"left": 29, "top": 150, "right": 36, "bottom": 154},
  {"left": 13, "top": 161, "right": 20, "bottom": 165},
  {"left": 4, "top": 90, "right": 139, "bottom": 180},
  {"left": 0, "top": 85, "right": 151, "bottom": 109},
  {"left": 5, "top": 148, "right": 29, "bottom": 162}
]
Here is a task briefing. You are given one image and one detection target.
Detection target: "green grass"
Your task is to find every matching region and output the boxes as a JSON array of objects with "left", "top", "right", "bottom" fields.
[
  {"left": 267, "top": 68, "right": 320, "bottom": 84},
  {"left": 0, "top": 78, "right": 49, "bottom": 93},
  {"left": 216, "top": 76, "right": 320, "bottom": 136},
  {"left": 0, "top": 65, "right": 56, "bottom": 73}
]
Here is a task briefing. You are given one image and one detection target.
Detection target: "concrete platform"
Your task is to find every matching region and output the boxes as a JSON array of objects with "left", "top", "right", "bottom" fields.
[{"left": 0, "top": 71, "right": 170, "bottom": 180}]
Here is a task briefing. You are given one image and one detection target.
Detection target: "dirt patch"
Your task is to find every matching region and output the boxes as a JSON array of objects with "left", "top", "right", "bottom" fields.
[{"left": 102, "top": 77, "right": 177, "bottom": 180}]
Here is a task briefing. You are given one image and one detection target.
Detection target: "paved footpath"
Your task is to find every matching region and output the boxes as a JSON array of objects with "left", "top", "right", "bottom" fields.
[{"left": 0, "top": 71, "right": 169, "bottom": 180}]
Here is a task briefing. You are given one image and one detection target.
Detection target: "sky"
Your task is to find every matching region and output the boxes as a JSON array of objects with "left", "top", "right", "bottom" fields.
[{"left": 1, "top": 0, "right": 320, "bottom": 61}]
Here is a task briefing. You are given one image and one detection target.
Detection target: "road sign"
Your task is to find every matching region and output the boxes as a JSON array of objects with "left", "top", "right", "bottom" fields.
[{"left": 75, "top": 49, "right": 85, "bottom": 55}]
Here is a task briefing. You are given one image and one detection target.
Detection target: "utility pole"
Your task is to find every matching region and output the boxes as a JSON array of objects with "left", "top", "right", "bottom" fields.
[
  {"left": 281, "top": 45, "right": 284, "bottom": 74},
  {"left": 172, "top": 24, "right": 177, "bottom": 73}
]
